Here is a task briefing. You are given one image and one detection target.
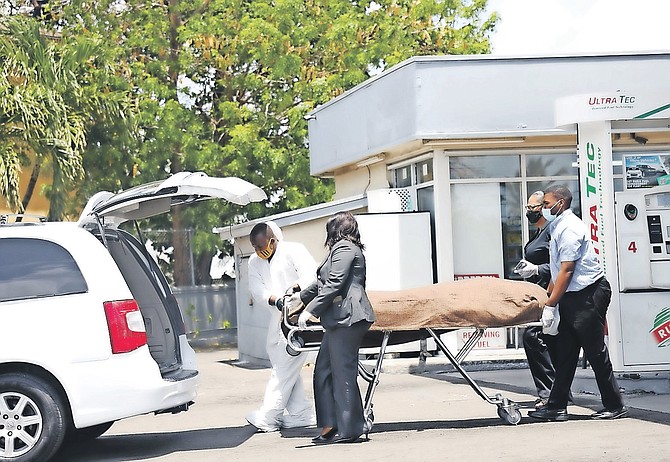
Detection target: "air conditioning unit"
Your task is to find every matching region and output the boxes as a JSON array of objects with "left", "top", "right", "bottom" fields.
[{"left": 366, "top": 188, "right": 413, "bottom": 212}]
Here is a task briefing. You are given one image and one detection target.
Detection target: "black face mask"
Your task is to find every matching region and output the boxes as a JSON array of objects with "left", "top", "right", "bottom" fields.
[{"left": 526, "top": 210, "right": 542, "bottom": 224}]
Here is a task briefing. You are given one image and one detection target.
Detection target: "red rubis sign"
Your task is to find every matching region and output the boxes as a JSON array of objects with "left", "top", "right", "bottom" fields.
[{"left": 650, "top": 307, "right": 670, "bottom": 347}]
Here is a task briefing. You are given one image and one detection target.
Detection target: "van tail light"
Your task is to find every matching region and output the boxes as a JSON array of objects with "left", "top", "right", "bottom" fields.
[{"left": 104, "top": 300, "right": 147, "bottom": 354}]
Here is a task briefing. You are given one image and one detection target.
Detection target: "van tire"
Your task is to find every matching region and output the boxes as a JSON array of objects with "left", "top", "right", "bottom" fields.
[{"left": 0, "top": 373, "right": 67, "bottom": 462}]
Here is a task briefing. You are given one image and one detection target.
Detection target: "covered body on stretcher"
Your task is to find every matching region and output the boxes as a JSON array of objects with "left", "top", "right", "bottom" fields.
[
  {"left": 281, "top": 278, "right": 548, "bottom": 427},
  {"left": 283, "top": 277, "right": 547, "bottom": 350}
]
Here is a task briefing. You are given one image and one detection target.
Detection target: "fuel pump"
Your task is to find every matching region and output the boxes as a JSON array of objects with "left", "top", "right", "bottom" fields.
[
  {"left": 615, "top": 184, "right": 670, "bottom": 368},
  {"left": 555, "top": 89, "right": 670, "bottom": 373}
]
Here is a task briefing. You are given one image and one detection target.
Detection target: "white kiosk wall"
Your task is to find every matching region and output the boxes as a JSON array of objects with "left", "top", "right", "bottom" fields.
[
  {"left": 356, "top": 212, "right": 433, "bottom": 291},
  {"left": 356, "top": 212, "right": 434, "bottom": 354}
]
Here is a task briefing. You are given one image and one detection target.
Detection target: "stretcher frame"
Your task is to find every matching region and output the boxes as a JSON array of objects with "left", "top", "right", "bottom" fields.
[{"left": 281, "top": 306, "right": 525, "bottom": 429}]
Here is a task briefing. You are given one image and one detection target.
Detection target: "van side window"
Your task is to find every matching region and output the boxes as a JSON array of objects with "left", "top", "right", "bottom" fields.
[{"left": 0, "top": 238, "right": 88, "bottom": 302}]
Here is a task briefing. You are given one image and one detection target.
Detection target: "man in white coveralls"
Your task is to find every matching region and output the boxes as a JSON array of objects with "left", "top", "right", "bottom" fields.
[{"left": 246, "top": 221, "right": 317, "bottom": 431}]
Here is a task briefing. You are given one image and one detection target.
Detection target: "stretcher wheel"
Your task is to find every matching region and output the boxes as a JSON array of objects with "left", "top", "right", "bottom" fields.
[
  {"left": 286, "top": 336, "right": 305, "bottom": 357},
  {"left": 497, "top": 405, "right": 522, "bottom": 425},
  {"left": 367, "top": 410, "right": 374, "bottom": 424},
  {"left": 364, "top": 412, "right": 374, "bottom": 433}
]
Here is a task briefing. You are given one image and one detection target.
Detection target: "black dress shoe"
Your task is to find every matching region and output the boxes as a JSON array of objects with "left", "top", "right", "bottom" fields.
[
  {"left": 311, "top": 428, "right": 337, "bottom": 444},
  {"left": 591, "top": 406, "right": 629, "bottom": 420},
  {"left": 528, "top": 407, "right": 568, "bottom": 421}
]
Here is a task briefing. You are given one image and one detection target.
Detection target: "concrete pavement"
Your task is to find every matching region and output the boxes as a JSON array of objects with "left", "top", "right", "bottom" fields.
[
  {"left": 370, "top": 348, "right": 670, "bottom": 415},
  {"left": 54, "top": 348, "right": 670, "bottom": 462}
]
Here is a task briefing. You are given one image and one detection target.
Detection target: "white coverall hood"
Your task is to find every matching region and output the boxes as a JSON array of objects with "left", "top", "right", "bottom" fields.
[{"left": 266, "top": 220, "right": 284, "bottom": 242}]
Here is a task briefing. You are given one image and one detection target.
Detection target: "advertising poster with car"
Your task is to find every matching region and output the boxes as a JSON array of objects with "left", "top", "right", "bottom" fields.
[{"left": 624, "top": 154, "right": 670, "bottom": 189}]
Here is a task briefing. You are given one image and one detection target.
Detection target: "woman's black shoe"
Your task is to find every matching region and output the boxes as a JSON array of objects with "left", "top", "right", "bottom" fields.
[{"left": 311, "top": 428, "right": 337, "bottom": 444}]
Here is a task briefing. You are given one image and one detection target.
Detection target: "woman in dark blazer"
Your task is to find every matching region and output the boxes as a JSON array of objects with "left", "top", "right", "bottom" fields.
[{"left": 297, "top": 211, "right": 376, "bottom": 444}]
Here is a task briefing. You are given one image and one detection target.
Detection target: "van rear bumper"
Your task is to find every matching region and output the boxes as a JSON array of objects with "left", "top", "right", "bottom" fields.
[{"left": 62, "top": 344, "right": 199, "bottom": 429}]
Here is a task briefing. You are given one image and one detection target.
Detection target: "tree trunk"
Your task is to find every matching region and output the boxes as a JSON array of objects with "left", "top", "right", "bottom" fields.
[
  {"left": 21, "top": 160, "right": 42, "bottom": 213},
  {"left": 48, "top": 159, "right": 65, "bottom": 221},
  {"left": 195, "top": 250, "right": 213, "bottom": 285},
  {"left": 167, "top": 0, "right": 191, "bottom": 286},
  {"left": 171, "top": 207, "right": 192, "bottom": 286}
]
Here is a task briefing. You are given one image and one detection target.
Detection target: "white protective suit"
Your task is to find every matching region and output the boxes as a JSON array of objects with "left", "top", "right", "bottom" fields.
[{"left": 246, "top": 222, "right": 317, "bottom": 431}]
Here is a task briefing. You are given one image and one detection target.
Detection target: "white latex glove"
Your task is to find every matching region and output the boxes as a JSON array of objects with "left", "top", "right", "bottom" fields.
[
  {"left": 514, "top": 259, "right": 539, "bottom": 278},
  {"left": 298, "top": 310, "right": 311, "bottom": 330},
  {"left": 285, "top": 292, "right": 303, "bottom": 312},
  {"left": 541, "top": 305, "right": 556, "bottom": 328},
  {"left": 542, "top": 305, "right": 560, "bottom": 335}
]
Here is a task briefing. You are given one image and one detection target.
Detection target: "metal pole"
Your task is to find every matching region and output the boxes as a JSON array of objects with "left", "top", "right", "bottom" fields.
[{"left": 188, "top": 228, "right": 195, "bottom": 286}]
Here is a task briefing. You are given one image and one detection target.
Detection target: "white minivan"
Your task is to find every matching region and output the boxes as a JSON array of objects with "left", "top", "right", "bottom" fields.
[{"left": 0, "top": 172, "right": 266, "bottom": 462}]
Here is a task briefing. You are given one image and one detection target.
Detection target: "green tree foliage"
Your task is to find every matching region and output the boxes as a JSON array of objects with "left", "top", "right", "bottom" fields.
[
  {"left": 0, "top": 14, "right": 132, "bottom": 219},
  {"left": 56, "top": 0, "right": 496, "bottom": 284}
]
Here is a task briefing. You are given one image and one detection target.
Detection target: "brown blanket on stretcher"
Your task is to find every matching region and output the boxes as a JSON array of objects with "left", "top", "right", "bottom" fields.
[{"left": 367, "top": 278, "right": 547, "bottom": 331}]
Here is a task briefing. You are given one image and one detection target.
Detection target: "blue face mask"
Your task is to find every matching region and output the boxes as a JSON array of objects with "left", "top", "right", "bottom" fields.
[{"left": 542, "top": 200, "right": 562, "bottom": 222}]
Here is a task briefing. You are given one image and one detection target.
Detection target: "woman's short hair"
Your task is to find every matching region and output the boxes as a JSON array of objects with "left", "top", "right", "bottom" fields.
[{"left": 325, "top": 211, "right": 364, "bottom": 249}]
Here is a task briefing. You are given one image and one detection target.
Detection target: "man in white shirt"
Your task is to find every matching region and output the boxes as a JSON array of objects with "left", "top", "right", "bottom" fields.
[
  {"left": 246, "top": 221, "right": 317, "bottom": 432},
  {"left": 528, "top": 185, "right": 627, "bottom": 422}
]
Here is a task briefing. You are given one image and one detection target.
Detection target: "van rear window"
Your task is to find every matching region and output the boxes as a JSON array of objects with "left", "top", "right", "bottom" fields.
[{"left": 0, "top": 238, "right": 88, "bottom": 302}]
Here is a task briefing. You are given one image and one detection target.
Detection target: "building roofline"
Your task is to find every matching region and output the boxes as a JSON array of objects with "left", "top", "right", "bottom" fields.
[
  {"left": 307, "top": 51, "right": 670, "bottom": 116},
  {"left": 213, "top": 194, "right": 367, "bottom": 240}
]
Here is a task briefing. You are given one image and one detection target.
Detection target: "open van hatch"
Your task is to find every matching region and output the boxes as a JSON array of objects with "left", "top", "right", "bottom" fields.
[{"left": 78, "top": 172, "right": 266, "bottom": 373}]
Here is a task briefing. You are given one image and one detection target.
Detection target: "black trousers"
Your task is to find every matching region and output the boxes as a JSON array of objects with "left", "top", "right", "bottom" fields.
[
  {"left": 313, "top": 320, "right": 371, "bottom": 438},
  {"left": 547, "top": 278, "right": 624, "bottom": 410},
  {"left": 523, "top": 326, "right": 558, "bottom": 399}
]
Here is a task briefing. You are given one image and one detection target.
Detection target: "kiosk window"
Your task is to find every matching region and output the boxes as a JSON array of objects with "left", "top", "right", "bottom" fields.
[
  {"left": 394, "top": 166, "right": 412, "bottom": 188},
  {"left": 416, "top": 160, "right": 433, "bottom": 184},
  {"left": 526, "top": 153, "right": 577, "bottom": 177},
  {"left": 450, "top": 155, "right": 520, "bottom": 179}
]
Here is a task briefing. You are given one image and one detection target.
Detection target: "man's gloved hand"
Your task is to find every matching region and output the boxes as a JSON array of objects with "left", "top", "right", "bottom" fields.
[
  {"left": 514, "top": 259, "right": 539, "bottom": 278},
  {"left": 541, "top": 304, "right": 556, "bottom": 328},
  {"left": 285, "top": 293, "right": 303, "bottom": 312},
  {"left": 541, "top": 304, "right": 560, "bottom": 335},
  {"left": 298, "top": 310, "right": 312, "bottom": 330},
  {"left": 274, "top": 297, "right": 284, "bottom": 311}
]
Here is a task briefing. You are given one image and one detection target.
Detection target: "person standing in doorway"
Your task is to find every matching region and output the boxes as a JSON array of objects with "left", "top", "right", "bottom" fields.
[
  {"left": 246, "top": 221, "right": 317, "bottom": 432},
  {"left": 515, "top": 190, "right": 560, "bottom": 409},
  {"left": 295, "top": 211, "right": 376, "bottom": 444},
  {"left": 528, "top": 185, "right": 627, "bottom": 422}
]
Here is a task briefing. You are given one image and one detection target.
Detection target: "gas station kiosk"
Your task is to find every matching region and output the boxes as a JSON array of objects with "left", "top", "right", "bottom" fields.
[{"left": 556, "top": 91, "right": 670, "bottom": 373}]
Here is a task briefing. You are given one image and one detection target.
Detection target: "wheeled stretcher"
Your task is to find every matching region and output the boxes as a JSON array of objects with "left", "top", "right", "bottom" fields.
[{"left": 281, "top": 278, "right": 548, "bottom": 428}]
